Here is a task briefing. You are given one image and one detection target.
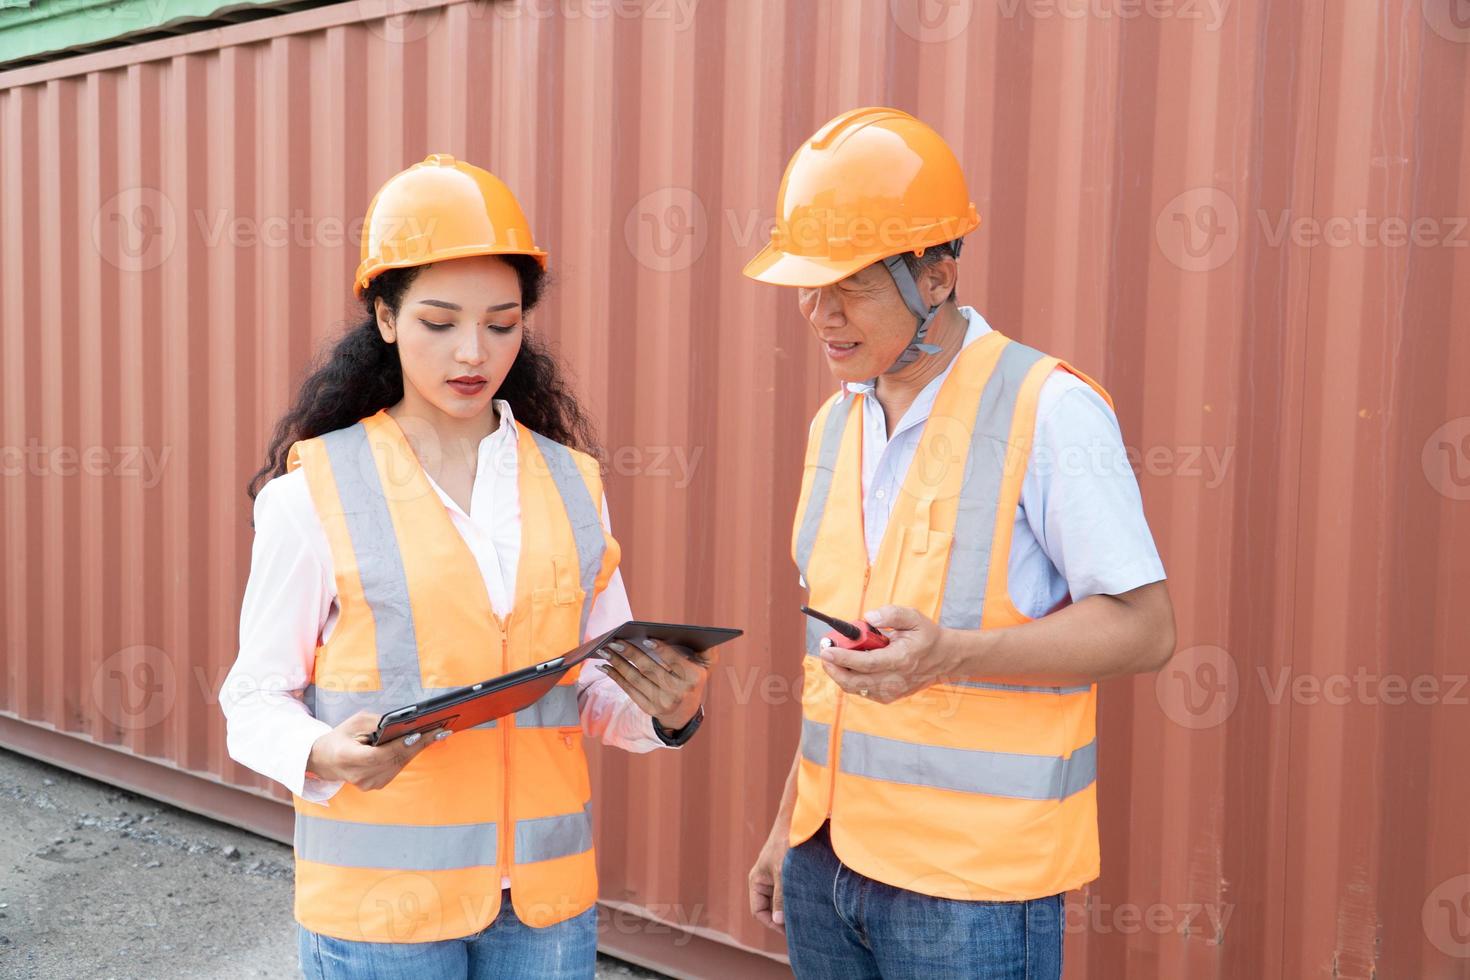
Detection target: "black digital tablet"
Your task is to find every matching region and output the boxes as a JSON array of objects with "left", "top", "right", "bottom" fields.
[{"left": 364, "top": 619, "right": 742, "bottom": 746}]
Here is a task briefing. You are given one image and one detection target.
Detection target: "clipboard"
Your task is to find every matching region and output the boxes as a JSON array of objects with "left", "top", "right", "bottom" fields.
[{"left": 363, "top": 619, "right": 742, "bottom": 746}]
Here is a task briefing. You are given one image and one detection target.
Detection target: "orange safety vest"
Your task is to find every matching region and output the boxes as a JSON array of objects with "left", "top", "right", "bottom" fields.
[
  {"left": 790, "top": 331, "right": 1112, "bottom": 902},
  {"left": 286, "top": 409, "right": 620, "bottom": 942}
]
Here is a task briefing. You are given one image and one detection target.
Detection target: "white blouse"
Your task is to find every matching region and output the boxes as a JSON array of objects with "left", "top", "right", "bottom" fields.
[{"left": 219, "top": 399, "right": 666, "bottom": 813}]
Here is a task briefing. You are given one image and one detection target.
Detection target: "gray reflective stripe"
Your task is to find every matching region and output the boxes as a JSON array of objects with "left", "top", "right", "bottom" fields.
[
  {"left": 794, "top": 396, "right": 855, "bottom": 579},
  {"left": 800, "top": 717, "right": 830, "bottom": 766},
  {"left": 803, "top": 615, "right": 827, "bottom": 659},
  {"left": 515, "top": 803, "right": 593, "bottom": 864},
  {"left": 938, "top": 343, "right": 1047, "bottom": 631},
  {"left": 528, "top": 432, "right": 607, "bottom": 641},
  {"left": 840, "top": 730, "right": 1096, "bottom": 801},
  {"left": 514, "top": 684, "right": 580, "bottom": 728},
  {"left": 319, "top": 424, "right": 425, "bottom": 722},
  {"left": 295, "top": 813, "right": 497, "bottom": 871},
  {"left": 303, "top": 684, "right": 499, "bottom": 728},
  {"left": 950, "top": 680, "right": 1092, "bottom": 696}
]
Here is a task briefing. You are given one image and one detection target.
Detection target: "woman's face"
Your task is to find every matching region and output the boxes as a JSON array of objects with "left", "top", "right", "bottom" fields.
[{"left": 376, "top": 254, "right": 524, "bottom": 421}]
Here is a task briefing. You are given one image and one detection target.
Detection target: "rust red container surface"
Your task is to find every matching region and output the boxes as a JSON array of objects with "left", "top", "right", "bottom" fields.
[{"left": 2, "top": 1, "right": 1467, "bottom": 977}]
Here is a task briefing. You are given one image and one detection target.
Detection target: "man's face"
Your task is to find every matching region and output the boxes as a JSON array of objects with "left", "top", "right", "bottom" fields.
[{"left": 796, "top": 262, "right": 923, "bottom": 383}]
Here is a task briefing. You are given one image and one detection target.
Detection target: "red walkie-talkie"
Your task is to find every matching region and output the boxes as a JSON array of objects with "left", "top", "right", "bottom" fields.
[{"left": 800, "top": 606, "right": 890, "bottom": 651}]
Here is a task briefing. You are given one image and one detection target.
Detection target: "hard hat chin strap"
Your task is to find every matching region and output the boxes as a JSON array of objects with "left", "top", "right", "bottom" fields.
[{"left": 878, "top": 239, "right": 963, "bottom": 376}]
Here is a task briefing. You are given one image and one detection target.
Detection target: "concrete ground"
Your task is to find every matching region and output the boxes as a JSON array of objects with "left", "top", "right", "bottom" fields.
[{"left": 0, "top": 748, "right": 663, "bottom": 979}]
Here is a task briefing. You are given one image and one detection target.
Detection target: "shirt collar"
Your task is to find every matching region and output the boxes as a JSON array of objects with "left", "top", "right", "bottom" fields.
[
  {"left": 842, "top": 305, "right": 994, "bottom": 399},
  {"left": 481, "top": 398, "right": 517, "bottom": 455}
]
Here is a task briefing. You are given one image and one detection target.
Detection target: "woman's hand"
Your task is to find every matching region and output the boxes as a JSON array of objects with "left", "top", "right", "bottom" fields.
[
  {"left": 595, "top": 639, "right": 715, "bottom": 730},
  {"left": 306, "top": 709, "right": 450, "bottom": 791}
]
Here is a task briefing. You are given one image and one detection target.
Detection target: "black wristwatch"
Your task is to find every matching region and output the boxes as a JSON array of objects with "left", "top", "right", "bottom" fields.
[{"left": 653, "top": 705, "right": 705, "bottom": 747}]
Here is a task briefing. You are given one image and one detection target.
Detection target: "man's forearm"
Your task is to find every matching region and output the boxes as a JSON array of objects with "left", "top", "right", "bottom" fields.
[
  {"left": 939, "top": 580, "right": 1176, "bottom": 685},
  {"left": 767, "top": 750, "right": 801, "bottom": 839}
]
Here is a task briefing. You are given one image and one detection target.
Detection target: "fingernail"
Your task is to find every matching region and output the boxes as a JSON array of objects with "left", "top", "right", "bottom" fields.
[
  {"left": 598, "top": 663, "right": 612, "bottom": 672},
  {"left": 608, "top": 641, "right": 625, "bottom": 652},
  {"left": 434, "top": 730, "right": 452, "bottom": 741},
  {"left": 773, "top": 912, "right": 784, "bottom": 925},
  {"left": 404, "top": 732, "right": 421, "bottom": 746},
  {"left": 640, "top": 639, "right": 657, "bottom": 652}
]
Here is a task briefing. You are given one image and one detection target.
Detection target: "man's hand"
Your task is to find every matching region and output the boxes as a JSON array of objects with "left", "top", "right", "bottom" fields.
[
  {"left": 817, "top": 605, "right": 966, "bottom": 703},
  {"left": 820, "top": 582, "right": 1178, "bottom": 699},
  {"left": 748, "top": 828, "right": 789, "bottom": 931},
  {"left": 306, "top": 710, "right": 449, "bottom": 791}
]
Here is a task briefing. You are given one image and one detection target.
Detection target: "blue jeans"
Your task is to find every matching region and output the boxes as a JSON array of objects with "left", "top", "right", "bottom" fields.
[
  {"left": 781, "top": 824, "right": 1064, "bottom": 980},
  {"left": 297, "top": 892, "right": 596, "bottom": 980}
]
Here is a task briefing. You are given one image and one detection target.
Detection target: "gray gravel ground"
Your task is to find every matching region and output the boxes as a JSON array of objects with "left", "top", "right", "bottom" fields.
[{"left": 0, "top": 748, "right": 663, "bottom": 980}]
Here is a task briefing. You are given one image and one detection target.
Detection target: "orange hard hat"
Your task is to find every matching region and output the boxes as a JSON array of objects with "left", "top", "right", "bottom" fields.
[
  {"left": 353, "top": 154, "right": 547, "bottom": 298},
  {"left": 742, "top": 107, "right": 980, "bottom": 288}
]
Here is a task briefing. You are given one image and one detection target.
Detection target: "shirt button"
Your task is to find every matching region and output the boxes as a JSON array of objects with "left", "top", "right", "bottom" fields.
[{"left": 875, "top": 488, "right": 887, "bottom": 500}]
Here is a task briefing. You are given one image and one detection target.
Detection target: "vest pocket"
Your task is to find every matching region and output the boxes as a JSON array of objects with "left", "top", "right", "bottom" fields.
[
  {"left": 881, "top": 525, "right": 954, "bottom": 618},
  {"left": 528, "top": 585, "right": 586, "bottom": 665}
]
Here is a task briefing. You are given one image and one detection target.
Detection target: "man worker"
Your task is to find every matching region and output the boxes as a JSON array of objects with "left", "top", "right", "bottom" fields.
[{"left": 743, "top": 107, "right": 1176, "bottom": 980}]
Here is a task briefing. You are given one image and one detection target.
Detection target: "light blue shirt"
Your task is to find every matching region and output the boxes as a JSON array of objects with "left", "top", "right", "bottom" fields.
[{"left": 836, "top": 306, "right": 1165, "bottom": 617}]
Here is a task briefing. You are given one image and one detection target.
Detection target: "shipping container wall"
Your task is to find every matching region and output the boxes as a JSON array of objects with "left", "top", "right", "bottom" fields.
[{"left": 1, "top": 1, "right": 1467, "bottom": 977}]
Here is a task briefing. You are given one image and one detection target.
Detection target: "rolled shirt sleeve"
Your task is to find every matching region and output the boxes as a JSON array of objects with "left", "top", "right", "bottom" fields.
[{"left": 1014, "top": 372, "right": 1167, "bottom": 610}]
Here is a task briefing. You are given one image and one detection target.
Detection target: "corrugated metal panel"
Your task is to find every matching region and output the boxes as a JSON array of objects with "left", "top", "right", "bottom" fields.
[{"left": 1, "top": 1, "right": 1466, "bottom": 977}]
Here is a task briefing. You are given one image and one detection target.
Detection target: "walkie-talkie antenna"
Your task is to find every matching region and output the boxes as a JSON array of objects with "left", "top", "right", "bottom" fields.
[{"left": 800, "top": 605, "right": 861, "bottom": 642}]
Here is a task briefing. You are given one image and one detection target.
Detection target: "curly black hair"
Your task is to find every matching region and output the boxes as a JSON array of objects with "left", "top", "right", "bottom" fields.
[{"left": 247, "top": 254, "right": 598, "bottom": 499}]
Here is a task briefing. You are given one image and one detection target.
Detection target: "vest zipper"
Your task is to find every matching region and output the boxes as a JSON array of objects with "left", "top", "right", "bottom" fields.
[
  {"left": 827, "top": 563, "right": 870, "bottom": 820},
  {"left": 499, "top": 629, "right": 512, "bottom": 884}
]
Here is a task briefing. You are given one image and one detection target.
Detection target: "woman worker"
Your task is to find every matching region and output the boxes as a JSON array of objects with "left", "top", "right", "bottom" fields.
[{"left": 219, "top": 154, "right": 711, "bottom": 979}]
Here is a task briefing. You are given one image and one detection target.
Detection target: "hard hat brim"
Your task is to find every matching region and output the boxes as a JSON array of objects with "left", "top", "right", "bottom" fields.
[
  {"left": 354, "top": 244, "right": 549, "bottom": 299},
  {"left": 741, "top": 243, "right": 872, "bottom": 289}
]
